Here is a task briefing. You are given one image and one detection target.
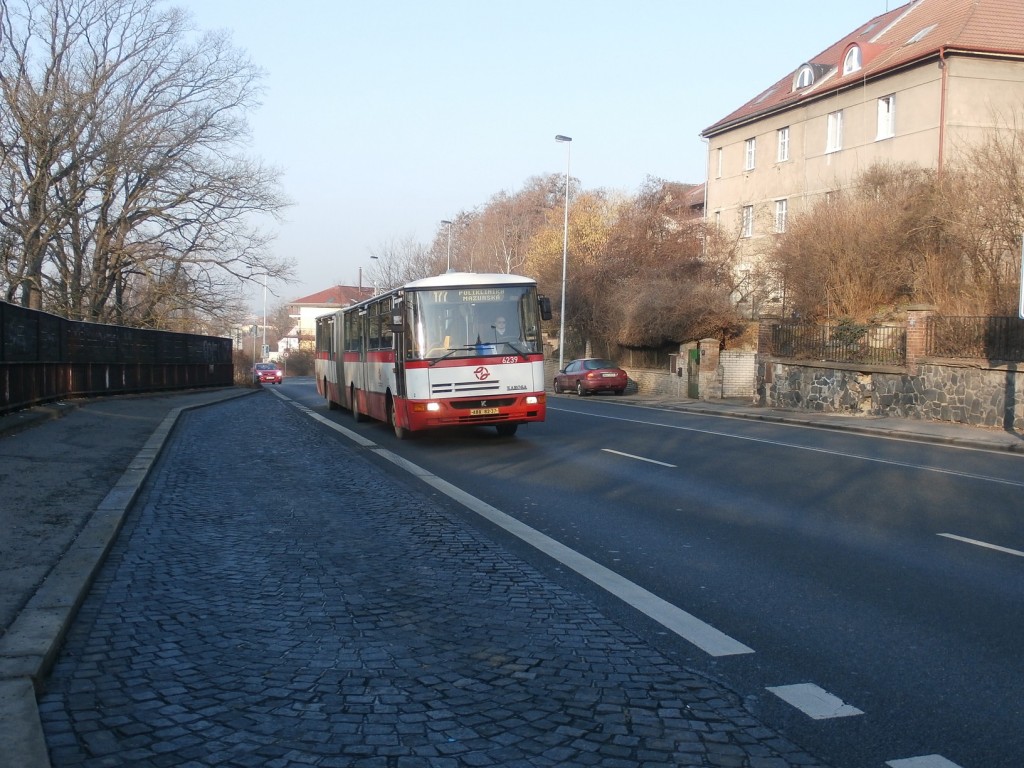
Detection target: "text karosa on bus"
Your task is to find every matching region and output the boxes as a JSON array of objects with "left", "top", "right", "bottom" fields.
[{"left": 315, "top": 272, "right": 553, "bottom": 438}]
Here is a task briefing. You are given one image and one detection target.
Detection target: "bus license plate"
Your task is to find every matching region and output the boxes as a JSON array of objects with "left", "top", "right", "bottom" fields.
[{"left": 470, "top": 407, "right": 500, "bottom": 416}]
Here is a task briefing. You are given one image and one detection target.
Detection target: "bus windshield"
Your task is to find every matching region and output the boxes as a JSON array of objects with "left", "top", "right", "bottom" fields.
[{"left": 406, "top": 284, "right": 542, "bottom": 360}]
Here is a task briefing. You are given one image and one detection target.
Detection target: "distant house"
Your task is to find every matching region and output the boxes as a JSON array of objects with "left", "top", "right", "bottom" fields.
[
  {"left": 701, "top": 0, "right": 1024, "bottom": 287},
  {"left": 287, "top": 285, "right": 373, "bottom": 349}
]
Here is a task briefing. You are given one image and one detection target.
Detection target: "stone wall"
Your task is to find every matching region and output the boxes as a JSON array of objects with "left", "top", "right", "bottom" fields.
[{"left": 762, "top": 359, "right": 1024, "bottom": 430}]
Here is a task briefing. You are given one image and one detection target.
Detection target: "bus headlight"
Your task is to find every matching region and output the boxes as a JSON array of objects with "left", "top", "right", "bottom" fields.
[
  {"left": 411, "top": 402, "right": 442, "bottom": 413},
  {"left": 526, "top": 395, "right": 544, "bottom": 405}
]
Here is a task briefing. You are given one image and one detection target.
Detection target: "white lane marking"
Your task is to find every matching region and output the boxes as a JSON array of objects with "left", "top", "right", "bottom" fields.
[
  {"left": 886, "top": 756, "right": 964, "bottom": 768},
  {"left": 372, "top": 445, "right": 753, "bottom": 657},
  {"left": 766, "top": 683, "right": 863, "bottom": 720},
  {"left": 281, "top": 393, "right": 753, "bottom": 655},
  {"left": 938, "top": 533, "right": 1024, "bottom": 558},
  {"left": 551, "top": 404, "right": 1024, "bottom": 488},
  {"left": 601, "top": 448, "right": 677, "bottom": 468},
  {"left": 272, "top": 391, "right": 377, "bottom": 447}
]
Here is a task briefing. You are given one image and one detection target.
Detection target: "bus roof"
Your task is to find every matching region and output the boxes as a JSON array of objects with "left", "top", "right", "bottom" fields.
[{"left": 403, "top": 272, "right": 537, "bottom": 291}]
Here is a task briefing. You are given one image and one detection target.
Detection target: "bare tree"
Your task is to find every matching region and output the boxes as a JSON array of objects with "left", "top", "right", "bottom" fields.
[
  {"left": 939, "top": 119, "right": 1024, "bottom": 315},
  {"left": 368, "top": 234, "right": 431, "bottom": 292},
  {"left": 769, "top": 164, "right": 940, "bottom": 321},
  {"left": 0, "top": 0, "right": 291, "bottom": 328},
  {"left": 587, "top": 179, "right": 741, "bottom": 351}
]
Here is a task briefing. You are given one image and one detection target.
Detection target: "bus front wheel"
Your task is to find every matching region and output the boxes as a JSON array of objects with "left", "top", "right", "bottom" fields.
[
  {"left": 387, "top": 397, "right": 408, "bottom": 440},
  {"left": 496, "top": 423, "right": 518, "bottom": 437}
]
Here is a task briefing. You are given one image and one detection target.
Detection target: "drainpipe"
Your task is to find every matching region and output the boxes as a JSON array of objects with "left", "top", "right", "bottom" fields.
[{"left": 937, "top": 47, "right": 949, "bottom": 175}]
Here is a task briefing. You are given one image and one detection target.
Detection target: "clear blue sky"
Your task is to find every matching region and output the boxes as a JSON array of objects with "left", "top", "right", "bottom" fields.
[{"left": 173, "top": 1, "right": 894, "bottom": 309}]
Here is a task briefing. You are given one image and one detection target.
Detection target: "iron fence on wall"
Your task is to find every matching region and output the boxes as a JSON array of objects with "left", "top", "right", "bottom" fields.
[
  {"left": 926, "top": 316, "right": 1024, "bottom": 361},
  {"left": 1, "top": 300, "right": 234, "bottom": 416},
  {"left": 770, "top": 321, "right": 907, "bottom": 366}
]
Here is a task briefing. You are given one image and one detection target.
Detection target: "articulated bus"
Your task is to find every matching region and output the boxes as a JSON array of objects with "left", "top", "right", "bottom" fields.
[{"left": 315, "top": 272, "right": 552, "bottom": 438}]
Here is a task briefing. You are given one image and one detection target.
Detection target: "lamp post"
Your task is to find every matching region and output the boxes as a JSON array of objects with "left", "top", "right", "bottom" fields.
[
  {"left": 555, "top": 134, "right": 572, "bottom": 371},
  {"left": 441, "top": 219, "right": 453, "bottom": 272},
  {"left": 261, "top": 274, "right": 267, "bottom": 363}
]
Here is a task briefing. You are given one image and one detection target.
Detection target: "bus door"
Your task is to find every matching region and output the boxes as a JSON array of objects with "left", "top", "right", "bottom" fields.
[
  {"left": 390, "top": 300, "right": 407, "bottom": 398},
  {"left": 348, "top": 309, "right": 369, "bottom": 403}
]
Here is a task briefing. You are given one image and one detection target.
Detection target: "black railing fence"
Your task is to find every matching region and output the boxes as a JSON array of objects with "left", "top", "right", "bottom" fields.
[
  {"left": 1, "top": 300, "right": 234, "bottom": 416},
  {"left": 770, "top": 321, "right": 907, "bottom": 366},
  {"left": 926, "top": 316, "right": 1024, "bottom": 361}
]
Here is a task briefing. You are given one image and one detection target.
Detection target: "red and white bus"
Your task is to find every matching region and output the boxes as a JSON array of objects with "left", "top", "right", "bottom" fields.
[{"left": 315, "top": 272, "right": 552, "bottom": 438}]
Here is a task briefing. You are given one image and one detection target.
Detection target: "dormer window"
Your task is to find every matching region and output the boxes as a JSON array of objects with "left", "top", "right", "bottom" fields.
[
  {"left": 907, "top": 24, "right": 937, "bottom": 45},
  {"left": 794, "top": 65, "right": 815, "bottom": 90},
  {"left": 843, "top": 45, "right": 862, "bottom": 75}
]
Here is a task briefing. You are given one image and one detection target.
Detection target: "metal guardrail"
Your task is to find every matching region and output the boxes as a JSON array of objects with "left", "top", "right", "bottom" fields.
[{"left": 1, "top": 301, "right": 234, "bottom": 416}]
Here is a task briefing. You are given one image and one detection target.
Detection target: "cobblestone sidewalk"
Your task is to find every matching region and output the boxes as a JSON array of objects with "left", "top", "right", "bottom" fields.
[{"left": 38, "top": 393, "right": 829, "bottom": 767}]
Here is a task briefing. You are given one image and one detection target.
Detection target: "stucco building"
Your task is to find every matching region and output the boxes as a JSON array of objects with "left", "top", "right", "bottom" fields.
[
  {"left": 701, "top": 0, "right": 1024, "bottom": 284},
  {"left": 286, "top": 285, "right": 373, "bottom": 350}
]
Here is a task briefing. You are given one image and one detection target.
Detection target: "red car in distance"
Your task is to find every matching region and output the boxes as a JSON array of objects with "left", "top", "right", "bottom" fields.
[
  {"left": 553, "top": 358, "right": 628, "bottom": 396},
  {"left": 254, "top": 362, "right": 283, "bottom": 384}
]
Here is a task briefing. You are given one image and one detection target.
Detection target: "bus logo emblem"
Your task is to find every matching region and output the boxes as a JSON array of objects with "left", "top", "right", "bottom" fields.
[{"left": 474, "top": 366, "right": 490, "bottom": 380}]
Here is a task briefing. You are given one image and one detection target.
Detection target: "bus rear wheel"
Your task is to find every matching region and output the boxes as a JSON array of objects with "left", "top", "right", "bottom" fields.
[
  {"left": 325, "top": 379, "right": 340, "bottom": 410},
  {"left": 351, "top": 386, "right": 365, "bottom": 422}
]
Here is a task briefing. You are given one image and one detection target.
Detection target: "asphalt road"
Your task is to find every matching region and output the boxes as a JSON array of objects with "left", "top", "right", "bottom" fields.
[{"left": 283, "top": 378, "right": 1024, "bottom": 768}]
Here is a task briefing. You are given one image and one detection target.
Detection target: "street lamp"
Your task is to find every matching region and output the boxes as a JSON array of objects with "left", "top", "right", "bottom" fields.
[
  {"left": 555, "top": 134, "right": 572, "bottom": 371},
  {"left": 441, "top": 219, "right": 453, "bottom": 272}
]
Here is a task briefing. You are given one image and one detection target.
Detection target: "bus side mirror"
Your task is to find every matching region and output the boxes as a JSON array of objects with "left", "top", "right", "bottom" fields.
[
  {"left": 538, "top": 295, "right": 552, "bottom": 321},
  {"left": 389, "top": 314, "right": 403, "bottom": 333}
]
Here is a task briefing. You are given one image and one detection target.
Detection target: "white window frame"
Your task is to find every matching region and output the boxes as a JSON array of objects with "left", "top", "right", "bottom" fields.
[
  {"left": 876, "top": 94, "right": 895, "bottom": 140},
  {"left": 744, "top": 138, "right": 756, "bottom": 171},
  {"left": 777, "top": 126, "right": 790, "bottom": 162},
  {"left": 827, "top": 110, "right": 844, "bottom": 153},
  {"left": 843, "top": 46, "right": 862, "bottom": 75},
  {"left": 741, "top": 205, "right": 754, "bottom": 238},
  {"left": 774, "top": 199, "right": 788, "bottom": 233}
]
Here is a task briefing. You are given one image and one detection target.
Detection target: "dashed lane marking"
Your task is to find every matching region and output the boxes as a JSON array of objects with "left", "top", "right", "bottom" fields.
[
  {"left": 766, "top": 683, "right": 863, "bottom": 720},
  {"left": 601, "top": 448, "right": 677, "bottom": 467},
  {"left": 886, "top": 756, "right": 964, "bottom": 768},
  {"left": 551, "top": 404, "right": 1024, "bottom": 487}
]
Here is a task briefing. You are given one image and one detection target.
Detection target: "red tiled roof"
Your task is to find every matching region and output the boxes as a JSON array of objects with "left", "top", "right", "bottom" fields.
[
  {"left": 289, "top": 285, "right": 373, "bottom": 307},
  {"left": 702, "top": 0, "right": 1024, "bottom": 136}
]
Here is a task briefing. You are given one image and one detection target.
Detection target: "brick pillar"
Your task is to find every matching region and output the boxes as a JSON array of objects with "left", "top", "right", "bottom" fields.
[{"left": 904, "top": 304, "right": 936, "bottom": 375}]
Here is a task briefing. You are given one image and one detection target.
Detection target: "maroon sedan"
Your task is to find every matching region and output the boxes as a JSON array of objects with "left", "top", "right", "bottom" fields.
[{"left": 553, "top": 358, "right": 628, "bottom": 396}]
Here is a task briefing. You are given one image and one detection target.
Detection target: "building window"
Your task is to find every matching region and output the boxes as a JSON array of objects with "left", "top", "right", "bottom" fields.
[
  {"left": 741, "top": 205, "right": 754, "bottom": 238},
  {"left": 777, "top": 127, "right": 790, "bottom": 162},
  {"left": 827, "top": 110, "right": 844, "bottom": 153},
  {"left": 714, "top": 210, "right": 721, "bottom": 229},
  {"left": 774, "top": 199, "right": 788, "bottom": 233},
  {"left": 716, "top": 147, "right": 723, "bottom": 178},
  {"left": 877, "top": 95, "right": 895, "bottom": 140},
  {"left": 794, "top": 65, "right": 814, "bottom": 90},
  {"left": 843, "top": 46, "right": 862, "bottom": 75},
  {"left": 744, "top": 138, "right": 756, "bottom": 171}
]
